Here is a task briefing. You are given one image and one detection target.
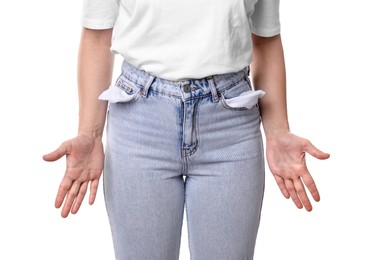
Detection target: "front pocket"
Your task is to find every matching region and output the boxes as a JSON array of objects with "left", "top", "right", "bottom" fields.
[
  {"left": 220, "top": 89, "right": 265, "bottom": 110},
  {"left": 219, "top": 77, "right": 265, "bottom": 111},
  {"left": 98, "top": 77, "right": 142, "bottom": 104}
]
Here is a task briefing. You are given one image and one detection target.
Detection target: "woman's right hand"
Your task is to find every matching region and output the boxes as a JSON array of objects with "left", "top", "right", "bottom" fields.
[{"left": 43, "top": 134, "right": 104, "bottom": 218}]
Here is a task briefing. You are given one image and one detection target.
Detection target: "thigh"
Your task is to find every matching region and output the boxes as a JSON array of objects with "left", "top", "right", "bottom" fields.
[
  {"left": 185, "top": 159, "right": 265, "bottom": 260},
  {"left": 103, "top": 89, "right": 185, "bottom": 260},
  {"left": 185, "top": 95, "right": 265, "bottom": 260},
  {"left": 103, "top": 160, "right": 185, "bottom": 260}
]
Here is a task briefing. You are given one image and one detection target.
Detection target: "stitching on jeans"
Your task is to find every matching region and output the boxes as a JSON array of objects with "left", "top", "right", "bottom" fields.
[
  {"left": 195, "top": 100, "right": 200, "bottom": 154},
  {"left": 118, "top": 76, "right": 142, "bottom": 91},
  {"left": 181, "top": 101, "right": 186, "bottom": 159},
  {"left": 184, "top": 177, "right": 192, "bottom": 259},
  {"left": 122, "top": 74, "right": 145, "bottom": 88},
  {"left": 122, "top": 73, "right": 247, "bottom": 100},
  {"left": 218, "top": 76, "right": 247, "bottom": 93},
  {"left": 187, "top": 100, "right": 199, "bottom": 157}
]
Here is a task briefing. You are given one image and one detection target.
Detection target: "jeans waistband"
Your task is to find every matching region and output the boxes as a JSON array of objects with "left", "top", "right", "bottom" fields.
[{"left": 118, "top": 59, "right": 250, "bottom": 102}]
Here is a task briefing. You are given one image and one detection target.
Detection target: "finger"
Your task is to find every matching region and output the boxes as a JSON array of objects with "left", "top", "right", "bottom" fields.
[
  {"left": 71, "top": 181, "right": 88, "bottom": 214},
  {"left": 274, "top": 175, "right": 290, "bottom": 199},
  {"left": 55, "top": 176, "right": 73, "bottom": 208},
  {"left": 302, "top": 171, "right": 320, "bottom": 202},
  {"left": 61, "top": 181, "right": 81, "bottom": 218},
  {"left": 89, "top": 179, "right": 100, "bottom": 205},
  {"left": 43, "top": 141, "right": 70, "bottom": 162},
  {"left": 293, "top": 178, "right": 313, "bottom": 212},
  {"left": 285, "top": 179, "right": 303, "bottom": 209},
  {"left": 303, "top": 140, "right": 330, "bottom": 160}
]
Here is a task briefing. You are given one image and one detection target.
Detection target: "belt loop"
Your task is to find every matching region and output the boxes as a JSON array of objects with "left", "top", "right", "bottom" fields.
[
  {"left": 206, "top": 75, "right": 219, "bottom": 103},
  {"left": 141, "top": 74, "right": 156, "bottom": 97},
  {"left": 246, "top": 65, "right": 250, "bottom": 76}
]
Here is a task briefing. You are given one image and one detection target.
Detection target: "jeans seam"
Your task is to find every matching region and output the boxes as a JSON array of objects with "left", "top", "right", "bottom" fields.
[
  {"left": 217, "top": 76, "right": 246, "bottom": 93},
  {"left": 184, "top": 178, "right": 192, "bottom": 260},
  {"left": 122, "top": 72, "right": 247, "bottom": 101},
  {"left": 189, "top": 101, "right": 200, "bottom": 157}
]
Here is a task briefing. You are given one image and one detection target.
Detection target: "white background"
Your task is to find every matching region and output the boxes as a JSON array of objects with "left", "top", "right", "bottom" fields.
[{"left": 0, "top": 0, "right": 369, "bottom": 259}]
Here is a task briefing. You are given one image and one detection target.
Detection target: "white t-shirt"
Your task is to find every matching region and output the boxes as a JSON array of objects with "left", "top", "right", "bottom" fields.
[{"left": 81, "top": 0, "right": 280, "bottom": 81}]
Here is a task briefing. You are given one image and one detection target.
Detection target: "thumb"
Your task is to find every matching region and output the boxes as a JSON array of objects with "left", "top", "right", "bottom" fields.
[
  {"left": 43, "top": 141, "right": 69, "bottom": 162},
  {"left": 304, "top": 140, "right": 330, "bottom": 160}
]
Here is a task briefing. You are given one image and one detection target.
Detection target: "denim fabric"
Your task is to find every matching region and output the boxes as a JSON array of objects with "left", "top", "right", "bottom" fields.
[{"left": 100, "top": 60, "right": 265, "bottom": 260}]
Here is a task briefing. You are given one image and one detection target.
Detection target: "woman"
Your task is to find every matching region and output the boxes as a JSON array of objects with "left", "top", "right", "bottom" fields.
[{"left": 43, "top": 0, "right": 330, "bottom": 259}]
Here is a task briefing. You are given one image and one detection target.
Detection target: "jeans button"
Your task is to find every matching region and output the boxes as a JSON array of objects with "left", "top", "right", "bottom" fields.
[{"left": 183, "top": 84, "right": 191, "bottom": 93}]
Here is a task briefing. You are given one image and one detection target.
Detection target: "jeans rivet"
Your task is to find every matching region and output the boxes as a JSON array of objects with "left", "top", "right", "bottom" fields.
[{"left": 183, "top": 84, "right": 191, "bottom": 93}]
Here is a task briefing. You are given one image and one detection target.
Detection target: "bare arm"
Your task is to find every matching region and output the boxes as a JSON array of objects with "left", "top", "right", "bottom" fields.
[
  {"left": 77, "top": 27, "right": 115, "bottom": 138},
  {"left": 250, "top": 33, "right": 330, "bottom": 211},
  {"left": 250, "top": 34, "right": 288, "bottom": 137},
  {"left": 43, "top": 28, "right": 114, "bottom": 218}
]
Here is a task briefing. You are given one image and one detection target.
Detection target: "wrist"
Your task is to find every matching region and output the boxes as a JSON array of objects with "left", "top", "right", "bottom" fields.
[
  {"left": 263, "top": 125, "right": 290, "bottom": 140},
  {"left": 77, "top": 129, "right": 103, "bottom": 140}
]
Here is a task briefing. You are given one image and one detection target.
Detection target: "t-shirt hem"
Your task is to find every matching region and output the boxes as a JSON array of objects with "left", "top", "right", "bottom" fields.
[
  {"left": 80, "top": 18, "right": 116, "bottom": 29},
  {"left": 251, "top": 26, "right": 281, "bottom": 37}
]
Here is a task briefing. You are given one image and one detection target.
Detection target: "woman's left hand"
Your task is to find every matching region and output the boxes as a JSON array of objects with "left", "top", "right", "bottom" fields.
[{"left": 266, "top": 131, "right": 330, "bottom": 211}]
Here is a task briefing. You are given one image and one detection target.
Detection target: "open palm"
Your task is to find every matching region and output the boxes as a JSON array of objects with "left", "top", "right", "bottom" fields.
[
  {"left": 43, "top": 135, "right": 104, "bottom": 218},
  {"left": 266, "top": 132, "right": 330, "bottom": 211}
]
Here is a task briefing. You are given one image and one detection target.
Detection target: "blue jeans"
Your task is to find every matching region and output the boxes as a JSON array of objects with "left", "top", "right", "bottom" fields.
[{"left": 99, "top": 60, "right": 265, "bottom": 260}]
